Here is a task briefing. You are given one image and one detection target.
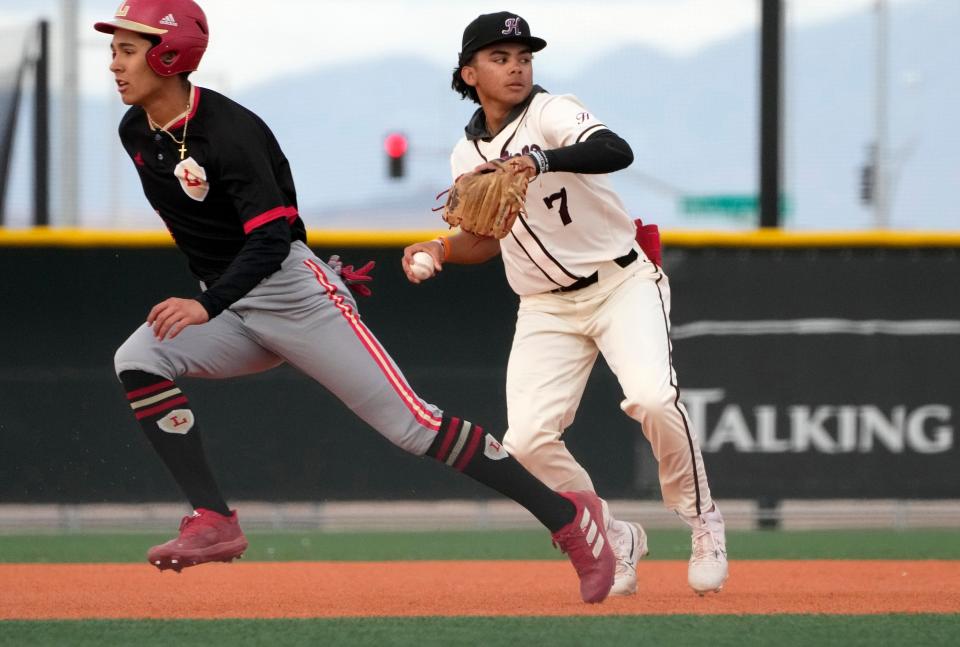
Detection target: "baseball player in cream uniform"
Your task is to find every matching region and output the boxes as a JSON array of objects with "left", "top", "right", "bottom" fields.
[{"left": 404, "top": 11, "right": 728, "bottom": 596}]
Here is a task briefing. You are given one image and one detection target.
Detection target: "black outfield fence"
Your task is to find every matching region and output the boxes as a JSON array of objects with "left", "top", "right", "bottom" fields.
[{"left": 1, "top": 231, "right": 957, "bottom": 503}]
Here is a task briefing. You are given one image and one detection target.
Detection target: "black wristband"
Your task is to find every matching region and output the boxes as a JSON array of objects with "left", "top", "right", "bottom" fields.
[{"left": 528, "top": 149, "right": 549, "bottom": 175}]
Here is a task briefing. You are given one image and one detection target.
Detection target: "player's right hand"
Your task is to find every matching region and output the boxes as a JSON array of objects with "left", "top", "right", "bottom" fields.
[
  {"left": 147, "top": 297, "right": 209, "bottom": 341},
  {"left": 401, "top": 241, "right": 444, "bottom": 284}
]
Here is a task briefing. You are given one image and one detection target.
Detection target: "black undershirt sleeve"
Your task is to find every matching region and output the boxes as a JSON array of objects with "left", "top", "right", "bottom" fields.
[
  {"left": 194, "top": 218, "right": 292, "bottom": 319},
  {"left": 540, "top": 129, "right": 634, "bottom": 175}
]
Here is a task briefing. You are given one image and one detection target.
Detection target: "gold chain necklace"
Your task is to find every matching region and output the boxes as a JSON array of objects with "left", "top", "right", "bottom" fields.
[{"left": 148, "top": 100, "right": 192, "bottom": 161}]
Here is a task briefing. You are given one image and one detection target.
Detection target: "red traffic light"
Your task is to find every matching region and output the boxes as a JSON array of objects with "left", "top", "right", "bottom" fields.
[{"left": 384, "top": 132, "right": 408, "bottom": 159}]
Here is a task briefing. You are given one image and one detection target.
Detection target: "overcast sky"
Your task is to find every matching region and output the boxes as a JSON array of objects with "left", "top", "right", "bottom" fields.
[{"left": 1, "top": 0, "right": 921, "bottom": 96}]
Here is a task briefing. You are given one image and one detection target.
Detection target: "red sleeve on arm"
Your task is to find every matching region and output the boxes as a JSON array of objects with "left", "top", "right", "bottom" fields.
[{"left": 243, "top": 205, "right": 299, "bottom": 234}]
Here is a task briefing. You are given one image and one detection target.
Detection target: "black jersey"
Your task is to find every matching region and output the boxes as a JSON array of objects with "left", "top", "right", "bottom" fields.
[{"left": 119, "top": 86, "right": 308, "bottom": 315}]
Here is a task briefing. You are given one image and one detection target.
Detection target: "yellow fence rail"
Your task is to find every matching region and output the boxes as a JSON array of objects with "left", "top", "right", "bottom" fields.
[{"left": 2, "top": 227, "right": 960, "bottom": 248}]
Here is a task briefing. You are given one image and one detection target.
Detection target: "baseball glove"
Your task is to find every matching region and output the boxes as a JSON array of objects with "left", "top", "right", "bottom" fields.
[{"left": 437, "top": 159, "right": 530, "bottom": 238}]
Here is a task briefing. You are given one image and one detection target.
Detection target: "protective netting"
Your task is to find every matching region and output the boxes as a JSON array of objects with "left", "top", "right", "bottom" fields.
[{"left": 0, "top": 23, "right": 31, "bottom": 223}]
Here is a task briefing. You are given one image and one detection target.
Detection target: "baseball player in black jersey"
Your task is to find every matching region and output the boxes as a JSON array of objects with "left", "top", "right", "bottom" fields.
[{"left": 96, "top": 0, "right": 616, "bottom": 603}]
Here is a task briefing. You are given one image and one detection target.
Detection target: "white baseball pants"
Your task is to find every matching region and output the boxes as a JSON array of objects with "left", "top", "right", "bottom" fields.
[{"left": 502, "top": 253, "right": 713, "bottom": 517}]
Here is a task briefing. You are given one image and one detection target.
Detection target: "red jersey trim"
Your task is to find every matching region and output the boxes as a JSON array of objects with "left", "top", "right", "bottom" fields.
[
  {"left": 243, "top": 206, "right": 299, "bottom": 234},
  {"left": 168, "top": 86, "right": 202, "bottom": 131}
]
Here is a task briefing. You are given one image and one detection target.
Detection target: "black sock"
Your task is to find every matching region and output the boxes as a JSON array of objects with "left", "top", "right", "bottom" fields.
[
  {"left": 119, "top": 370, "right": 230, "bottom": 516},
  {"left": 425, "top": 415, "right": 576, "bottom": 533}
]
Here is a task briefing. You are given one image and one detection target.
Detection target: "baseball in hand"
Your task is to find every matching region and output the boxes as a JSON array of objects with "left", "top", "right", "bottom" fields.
[{"left": 410, "top": 251, "right": 436, "bottom": 280}]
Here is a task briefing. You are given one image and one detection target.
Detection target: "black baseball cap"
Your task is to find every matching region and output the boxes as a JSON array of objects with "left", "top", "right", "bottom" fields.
[{"left": 459, "top": 11, "right": 547, "bottom": 65}]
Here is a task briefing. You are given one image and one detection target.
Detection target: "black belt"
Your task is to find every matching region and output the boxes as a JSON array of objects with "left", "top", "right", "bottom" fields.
[{"left": 550, "top": 248, "right": 638, "bottom": 294}]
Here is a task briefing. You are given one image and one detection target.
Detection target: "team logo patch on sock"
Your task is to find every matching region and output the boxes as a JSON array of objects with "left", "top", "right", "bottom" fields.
[
  {"left": 483, "top": 434, "right": 509, "bottom": 460},
  {"left": 157, "top": 409, "right": 194, "bottom": 435}
]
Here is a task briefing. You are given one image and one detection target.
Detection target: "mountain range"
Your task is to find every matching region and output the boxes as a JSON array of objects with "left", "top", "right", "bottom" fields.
[{"left": 8, "top": 0, "right": 958, "bottom": 231}]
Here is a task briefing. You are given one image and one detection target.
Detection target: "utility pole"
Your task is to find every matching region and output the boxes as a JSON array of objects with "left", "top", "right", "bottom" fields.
[
  {"left": 873, "top": 0, "right": 889, "bottom": 228},
  {"left": 34, "top": 20, "right": 50, "bottom": 226},
  {"left": 759, "top": 0, "right": 783, "bottom": 228},
  {"left": 60, "top": 0, "right": 79, "bottom": 226}
]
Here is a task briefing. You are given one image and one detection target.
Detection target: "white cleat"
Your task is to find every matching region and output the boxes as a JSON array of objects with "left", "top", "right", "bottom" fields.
[
  {"left": 683, "top": 503, "right": 728, "bottom": 595},
  {"left": 608, "top": 519, "right": 649, "bottom": 596}
]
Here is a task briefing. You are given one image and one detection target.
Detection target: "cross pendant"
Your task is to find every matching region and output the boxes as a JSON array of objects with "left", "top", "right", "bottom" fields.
[{"left": 178, "top": 143, "right": 187, "bottom": 160}]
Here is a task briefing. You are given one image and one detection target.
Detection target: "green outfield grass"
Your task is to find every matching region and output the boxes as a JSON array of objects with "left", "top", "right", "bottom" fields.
[
  {"left": 1, "top": 528, "right": 959, "bottom": 563},
  {"left": 1, "top": 615, "right": 958, "bottom": 647}
]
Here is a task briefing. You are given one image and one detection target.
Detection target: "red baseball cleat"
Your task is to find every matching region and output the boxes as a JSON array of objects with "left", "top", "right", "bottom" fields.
[
  {"left": 552, "top": 491, "right": 616, "bottom": 603},
  {"left": 147, "top": 508, "right": 248, "bottom": 572}
]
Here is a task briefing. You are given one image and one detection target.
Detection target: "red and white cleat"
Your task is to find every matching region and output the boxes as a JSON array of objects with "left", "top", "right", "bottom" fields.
[
  {"left": 552, "top": 491, "right": 616, "bottom": 603},
  {"left": 147, "top": 508, "right": 248, "bottom": 572}
]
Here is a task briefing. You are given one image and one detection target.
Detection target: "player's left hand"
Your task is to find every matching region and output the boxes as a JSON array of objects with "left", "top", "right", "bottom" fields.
[
  {"left": 473, "top": 156, "right": 537, "bottom": 179},
  {"left": 147, "top": 297, "right": 210, "bottom": 341}
]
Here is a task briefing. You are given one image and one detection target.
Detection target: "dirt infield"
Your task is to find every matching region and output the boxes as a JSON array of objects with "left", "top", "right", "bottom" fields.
[{"left": 2, "top": 561, "right": 958, "bottom": 619}]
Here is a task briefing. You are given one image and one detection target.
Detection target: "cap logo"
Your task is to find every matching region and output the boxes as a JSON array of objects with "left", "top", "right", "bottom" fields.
[
  {"left": 159, "top": 13, "right": 179, "bottom": 27},
  {"left": 115, "top": 2, "right": 130, "bottom": 17},
  {"left": 502, "top": 17, "right": 523, "bottom": 37}
]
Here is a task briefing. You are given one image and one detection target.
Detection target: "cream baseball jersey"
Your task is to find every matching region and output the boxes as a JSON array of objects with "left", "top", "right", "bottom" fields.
[{"left": 451, "top": 91, "right": 638, "bottom": 296}]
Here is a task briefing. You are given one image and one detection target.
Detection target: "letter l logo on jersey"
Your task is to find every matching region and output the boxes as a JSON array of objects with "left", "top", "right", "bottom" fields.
[{"left": 174, "top": 157, "right": 210, "bottom": 201}]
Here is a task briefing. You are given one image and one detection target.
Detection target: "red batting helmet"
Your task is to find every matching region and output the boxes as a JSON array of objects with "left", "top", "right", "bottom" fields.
[{"left": 94, "top": 0, "right": 209, "bottom": 77}]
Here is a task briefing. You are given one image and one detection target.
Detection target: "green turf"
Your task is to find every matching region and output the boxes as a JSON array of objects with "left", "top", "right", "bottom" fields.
[
  {"left": 1, "top": 615, "right": 958, "bottom": 647},
  {"left": 1, "top": 528, "right": 958, "bottom": 563}
]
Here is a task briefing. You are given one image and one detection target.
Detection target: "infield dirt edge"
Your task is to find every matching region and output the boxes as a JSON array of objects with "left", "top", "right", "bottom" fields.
[{"left": 3, "top": 560, "right": 958, "bottom": 619}]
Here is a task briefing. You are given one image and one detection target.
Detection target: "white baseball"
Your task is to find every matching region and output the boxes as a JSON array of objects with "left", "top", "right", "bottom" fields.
[{"left": 410, "top": 251, "right": 435, "bottom": 280}]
